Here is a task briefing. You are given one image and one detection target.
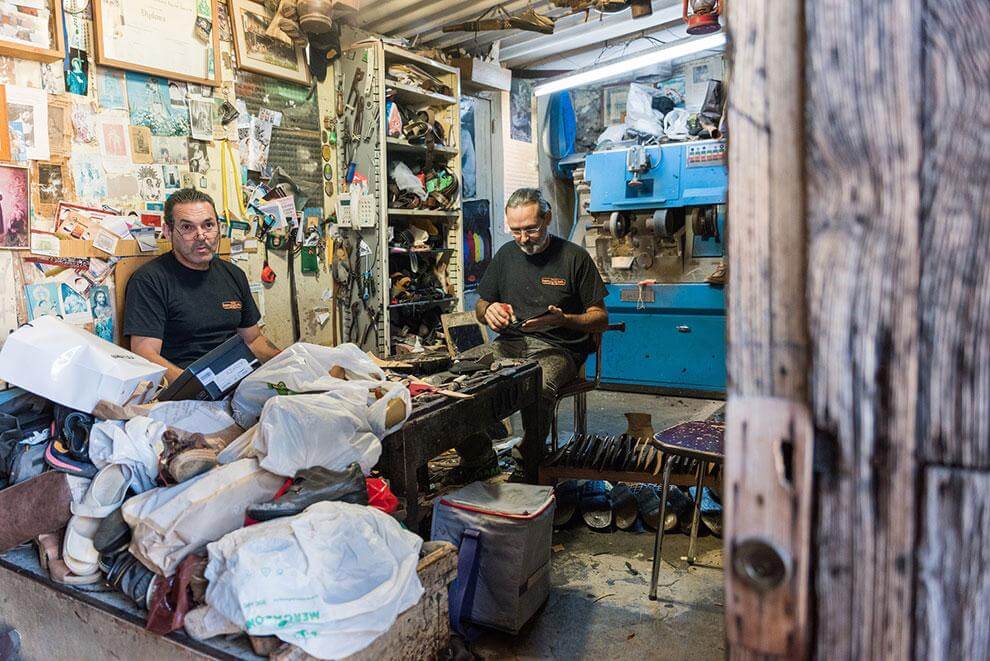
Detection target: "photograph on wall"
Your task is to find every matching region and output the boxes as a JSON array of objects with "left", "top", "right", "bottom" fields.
[
  {"left": 0, "top": 2, "right": 53, "bottom": 50},
  {"left": 65, "top": 48, "right": 89, "bottom": 96},
  {"left": 96, "top": 68, "right": 128, "bottom": 110},
  {"left": 129, "top": 125, "right": 153, "bottom": 163},
  {"left": 602, "top": 85, "right": 628, "bottom": 126},
  {"left": 168, "top": 80, "right": 189, "bottom": 108},
  {"left": 125, "top": 72, "right": 191, "bottom": 137},
  {"left": 151, "top": 136, "right": 190, "bottom": 165},
  {"left": 71, "top": 103, "right": 98, "bottom": 145},
  {"left": 6, "top": 85, "right": 50, "bottom": 160},
  {"left": 188, "top": 140, "right": 210, "bottom": 174},
  {"left": 162, "top": 164, "right": 181, "bottom": 189},
  {"left": 189, "top": 97, "right": 214, "bottom": 140},
  {"left": 510, "top": 78, "right": 534, "bottom": 142},
  {"left": 25, "top": 283, "right": 61, "bottom": 320},
  {"left": 37, "top": 162, "right": 68, "bottom": 207},
  {"left": 0, "top": 163, "right": 29, "bottom": 249},
  {"left": 231, "top": 0, "right": 311, "bottom": 86},
  {"left": 90, "top": 285, "right": 114, "bottom": 342}
]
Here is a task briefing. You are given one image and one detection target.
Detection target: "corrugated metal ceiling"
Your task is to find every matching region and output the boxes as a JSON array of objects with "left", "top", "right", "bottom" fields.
[{"left": 352, "top": 0, "right": 695, "bottom": 73}]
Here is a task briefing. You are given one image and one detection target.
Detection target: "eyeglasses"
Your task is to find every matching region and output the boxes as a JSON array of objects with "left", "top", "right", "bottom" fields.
[
  {"left": 174, "top": 220, "right": 219, "bottom": 239},
  {"left": 509, "top": 227, "right": 545, "bottom": 239}
]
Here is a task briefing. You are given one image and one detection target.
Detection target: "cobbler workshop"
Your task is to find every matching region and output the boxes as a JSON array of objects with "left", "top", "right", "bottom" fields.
[{"left": 0, "top": 1, "right": 986, "bottom": 660}]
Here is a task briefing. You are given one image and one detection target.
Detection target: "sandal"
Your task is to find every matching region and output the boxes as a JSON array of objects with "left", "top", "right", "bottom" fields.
[{"left": 63, "top": 463, "right": 133, "bottom": 576}]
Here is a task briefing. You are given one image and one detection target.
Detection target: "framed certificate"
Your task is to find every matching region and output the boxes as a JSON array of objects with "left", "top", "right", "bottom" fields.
[
  {"left": 0, "top": 0, "right": 65, "bottom": 63},
  {"left": 92, "top": 0, "right": 221, "bottom": 87}
]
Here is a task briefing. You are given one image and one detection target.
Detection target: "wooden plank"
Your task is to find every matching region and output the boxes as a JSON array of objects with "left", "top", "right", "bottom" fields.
[
  {"left": 918, "top": 0, "right": 990, "bottom": 469},
  {"left": 724, "top": 397, "right": 812, "bottom": 657},
  {"left": 804, "top": 0, "right": 921, "bottom": 659},
  {"left": 725, "top": 0, "right": 807, "bottom": 400},
  {"left": 724, "top": 0, "right": 811, "bottom": 657},
  {"left": 915, "top": 467, "right": 990, "bottom": 660}
]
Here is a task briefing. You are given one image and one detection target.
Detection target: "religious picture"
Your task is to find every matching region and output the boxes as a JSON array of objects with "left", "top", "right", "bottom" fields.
[
  {"left": 129, "top": 125, "right": 153, "bottom": 164},
  {"left": 168, "top": 81, "right": 189, "bottom": 108},
  {"left": 100, "top": 119, "right": 130, "bottom": 161},
  {"left": 6, "top": 84, "right": 49, "bottom": 161},
  {"left": 0, "top": 163, "right": 29, "bottom": 248},
  {"left": 96, "top": 68, "right": 127, "bottom": 110},
  {"left": 65, "top": 48, "right": 89, "bottom": 96},
  {"left": 25, "top": 283, "right": 60, "bottom": 320},
  {"left": 59, "top": 281, "right": 91, "bottom": 324},
  {"left": 125, "top": 72, "right": 191, "bottom": 137},
  {"left": 90, "top": 285, "right": 113, "bottom": 342},
  {"left": 136, "top": 165, "right": 164, "bottom": 201}
]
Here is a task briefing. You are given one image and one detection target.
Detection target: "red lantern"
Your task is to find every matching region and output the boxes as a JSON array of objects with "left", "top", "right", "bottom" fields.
[{"left": 682, "top": 0, "right": 723, "bottom": 35}]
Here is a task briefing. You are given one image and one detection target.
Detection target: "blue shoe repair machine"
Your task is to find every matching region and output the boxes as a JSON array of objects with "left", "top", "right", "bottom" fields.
[{"left": 575, "top": 139, "right": 727, "bottom": 394}]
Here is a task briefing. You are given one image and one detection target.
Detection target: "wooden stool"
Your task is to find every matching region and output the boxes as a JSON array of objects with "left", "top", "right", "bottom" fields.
[{"left": 648, "top": 421, "right": 725, "bottom": 600}]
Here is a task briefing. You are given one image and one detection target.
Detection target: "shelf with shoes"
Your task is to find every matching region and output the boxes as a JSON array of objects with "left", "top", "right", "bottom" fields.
[{"left": 334, "top": 39, "right": 464, "bottom": 358}]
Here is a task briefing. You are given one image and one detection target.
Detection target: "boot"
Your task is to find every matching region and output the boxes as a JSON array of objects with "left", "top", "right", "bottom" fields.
[{"left": 246, "top": 462, "right": 368, "bottom": 522}]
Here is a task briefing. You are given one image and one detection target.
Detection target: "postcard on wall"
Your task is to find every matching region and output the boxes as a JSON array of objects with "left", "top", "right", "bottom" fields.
[
  {"left": 71, "top": 154, "right": 109, "bottom": 202},
  {"left": 59, "top": 282, "right": 91, "bottom": 325},
  {"left": 92, "top": 228, "right": 120, "bottom": 256},
  {"left": 125, "top": 72, "right": 191, "bottom": 137},
  {"left": 188, "top": 140, "right": 210, "bottom": 174},
  {"left": 136, "top": 165, "right": 165, "bottom": 201},
  {"left": 99, "top": 116, "right": 132, "bottom": 164},
  {"left": 151, "top": 136, "right": 189, "bottom": 165},
  {"left": 129, "top": 125, "right": 153, "bottom": 163},
  {"left": 90, "top": 285, "right": 113, "bottom": 342},
  {"left": 5, "top": 85, "right": 50, "bottom": 161},
  {"left": 71, "top": 102, "right": 98, "bottom": 145},
  {"left": 96, "top": 68, "right": 128, "bottom": 110},
  {"left": 0, "top": 163, "right": 30, "bottom": 249},
  {"left": 47, "top": 96, "right": 71, "bottom": 158},
  {"left": 29, "top": 231, "right": 60, "bottom": 258},
  {"left": 25, "top": 282, "right": 61, "bottom": 320},
  {"left": 35, "top": 161, "right": 71, "bottom": 212},
  {"left": 65, "top": 48, "right": 89, "bottom": 97}
]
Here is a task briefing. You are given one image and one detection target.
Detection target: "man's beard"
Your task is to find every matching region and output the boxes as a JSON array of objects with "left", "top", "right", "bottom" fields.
[{"left": 517, "top": 232, "right": 550, "bottom": 255}]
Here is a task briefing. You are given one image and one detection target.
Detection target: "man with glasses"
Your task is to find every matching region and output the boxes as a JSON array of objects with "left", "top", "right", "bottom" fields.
[
  {"left": 451, "top": 188, "right": 609, "bottom": 483},
  {"left": 124, "top": 188, "right": 281, "bottom": 384}
]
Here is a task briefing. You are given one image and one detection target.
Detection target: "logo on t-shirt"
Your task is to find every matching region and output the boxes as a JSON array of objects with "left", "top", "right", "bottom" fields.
[
  {"left": 541, "top": 276, "right": 566, "bottom": 287},
  {"left": 222, "top": 300, "right": 242, "bottom": 310}
]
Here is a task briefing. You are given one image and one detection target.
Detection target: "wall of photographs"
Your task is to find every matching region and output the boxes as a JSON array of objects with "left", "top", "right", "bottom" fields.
[{"left": 0, "top": 1, "right": 331, "bottom": 357}]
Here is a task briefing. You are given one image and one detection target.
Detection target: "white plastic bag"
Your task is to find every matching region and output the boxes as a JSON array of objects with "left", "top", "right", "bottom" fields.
[
  {"left": 390, "top": 161, "right": 426, "bottom": 200},
  {"left": 89, "top": 416, "right": 166, "bottom": 493},
  {"left": 204, "top": 502, "right": 424, "bottom": 659},
  {"left": 231, "top": 343, "right": 384, "bottom": 428},
  {"left": 625, "top": 83, "right": 666, "bottom": 137},
  {"left": 664, "top": 108, "right": 690, "bottom": 140},
  {"left": 0, "top": 316, "right": 165, "bottom": 413},
  {"left": 122, "top": 458, "right": 283, "bottom": 576},
  {"left": 252, "top": 380, "right": 411, "bottom": 477}
]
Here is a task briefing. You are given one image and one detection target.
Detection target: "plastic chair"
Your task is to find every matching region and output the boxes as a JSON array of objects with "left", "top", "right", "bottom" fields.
[{"left": 550, "top": 322, "right": 625, "bottom": 450}]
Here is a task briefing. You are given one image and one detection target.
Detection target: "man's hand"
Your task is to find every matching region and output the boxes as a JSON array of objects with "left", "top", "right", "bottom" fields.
[
  {"left": 521, "top": 305, "right": 567, "bottom": 332},
  {"left": 483, "top": 302, "right": 514, "bottom": 331}
]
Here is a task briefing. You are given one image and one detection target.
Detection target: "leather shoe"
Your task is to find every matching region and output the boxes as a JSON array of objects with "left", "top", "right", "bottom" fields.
[{"left": 246, "top": 462, "right": 368, "bottom": 522}]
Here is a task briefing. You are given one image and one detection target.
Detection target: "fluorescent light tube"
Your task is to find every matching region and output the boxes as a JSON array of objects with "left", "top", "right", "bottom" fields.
[{"left": 533, "top": 33, "right": 727, "bottom": 97}]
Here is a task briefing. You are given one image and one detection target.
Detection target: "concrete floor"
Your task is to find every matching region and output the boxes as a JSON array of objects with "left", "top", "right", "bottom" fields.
[{"left": 475, "top": 391, "right": 726, "bottom": 660}]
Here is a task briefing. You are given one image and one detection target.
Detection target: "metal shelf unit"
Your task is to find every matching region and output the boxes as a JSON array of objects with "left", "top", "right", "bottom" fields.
[{"left": 333, "top": 39, "right": 463, "bottom": 356}]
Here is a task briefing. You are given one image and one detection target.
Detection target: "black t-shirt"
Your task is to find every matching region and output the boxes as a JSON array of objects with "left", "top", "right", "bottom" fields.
[
  {"left": 478, "top": 235, "right": 607, "bottom": 355},
  {"left": 123, "top": 252, "right": 261, "bottom": 368}
]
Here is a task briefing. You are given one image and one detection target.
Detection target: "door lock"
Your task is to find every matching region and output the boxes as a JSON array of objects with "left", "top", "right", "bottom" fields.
[{"left": 677, "top": 325, "right": 691, "bottom": 333}]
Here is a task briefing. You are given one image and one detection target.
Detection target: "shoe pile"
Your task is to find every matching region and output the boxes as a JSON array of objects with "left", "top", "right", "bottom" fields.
[{"left": 0, "top": 321, "right": 420, "bottom": 657}]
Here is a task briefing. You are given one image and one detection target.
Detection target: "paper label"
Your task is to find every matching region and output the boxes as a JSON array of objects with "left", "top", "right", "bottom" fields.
[
  {"left": 196, "top": 368, "right": 216, "bottom": 385},
  {"left": 213, "top": 358, "right": 253, "bottom": 392},
  {"left": 30, "top": 232, "right": 60, "bottom": 257}
]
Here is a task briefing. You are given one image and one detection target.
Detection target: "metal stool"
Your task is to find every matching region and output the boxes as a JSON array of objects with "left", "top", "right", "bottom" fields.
[{"left": 648, "top": 420, "right": 725, "bottom": 600}]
